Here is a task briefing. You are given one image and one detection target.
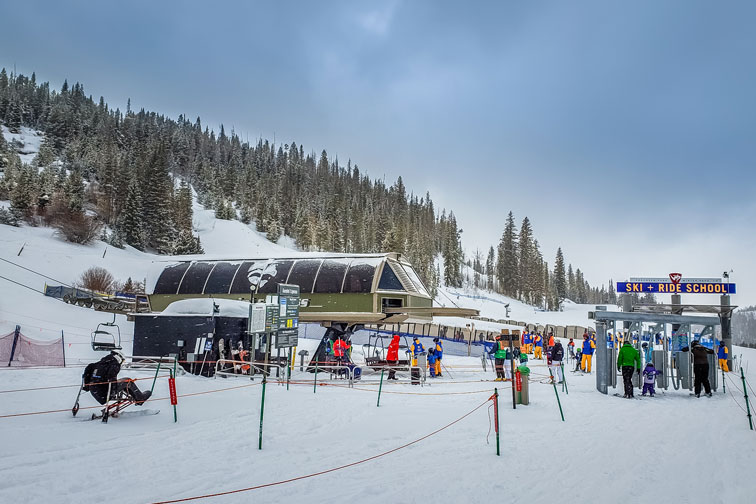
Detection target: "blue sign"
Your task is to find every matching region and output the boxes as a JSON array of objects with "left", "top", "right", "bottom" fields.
[
  {"left": 204, "top": 340, "right": 213, "bottom": 351},
  {"left": 617, "top": 282, "right": 735, "bottom": 294}
]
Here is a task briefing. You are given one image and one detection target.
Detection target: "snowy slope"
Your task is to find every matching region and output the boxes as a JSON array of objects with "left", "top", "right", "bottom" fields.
[{"left": 1, "top": 125, "right": 43, "bottom": 165}]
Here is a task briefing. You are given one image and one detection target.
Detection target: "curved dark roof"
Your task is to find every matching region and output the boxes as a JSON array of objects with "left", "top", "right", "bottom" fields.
[{"left": 151, "top": 256, "right": 399, "bottom": 296}]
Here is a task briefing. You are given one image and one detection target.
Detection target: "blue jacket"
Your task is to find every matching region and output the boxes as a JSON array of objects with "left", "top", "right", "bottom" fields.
[
  {"left": 435, "top": 341, "right": 443, "bottom": 359},
  {"left": 427, "top": 352, "right": 437, "bottom": 365},
  {"left": 582, "top": 339, "right": 595, "bottom": 356},
  {"left": 411, "top": 341, "right": 424, "bottom": 356},
  {"left": 718, "top": 345, "right": 728, "bottom": 359}
]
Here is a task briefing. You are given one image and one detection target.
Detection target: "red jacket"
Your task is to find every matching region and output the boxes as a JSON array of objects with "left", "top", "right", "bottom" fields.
[
  {"left": 333, "top": 338, "right": 350, "bottom": 357},
  {"left": 387, "top": 335, "right": 400, "bottom": 361}
]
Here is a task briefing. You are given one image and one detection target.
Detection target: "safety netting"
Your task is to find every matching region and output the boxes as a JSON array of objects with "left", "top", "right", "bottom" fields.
[{"left": 0, "top": 330, "right": 65, "bottom": 367}]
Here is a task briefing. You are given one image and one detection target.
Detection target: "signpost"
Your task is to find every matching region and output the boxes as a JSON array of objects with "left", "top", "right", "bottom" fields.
[{"left": 249, "top": 284, "right": 300, "bottom": 451}]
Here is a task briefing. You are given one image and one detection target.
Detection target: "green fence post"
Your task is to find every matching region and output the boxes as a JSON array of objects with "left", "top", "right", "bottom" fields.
[
  {"left": 150, "top": 361, "right": 162, "bottom": 393},
  {"left": 561, "top": 362, "right": 568, "bottom": 395},
  {"left": 549, "top": 367, "right": 565, "bottom": 422},
  {"left": 377, "top": 369, "right": 385, "bottom": 407},
  {"left": 313, "top": 360, "right": 318, "bottom": 394},
  {"left": 259, "top": 375, "right": 267, "bottom": 449}
]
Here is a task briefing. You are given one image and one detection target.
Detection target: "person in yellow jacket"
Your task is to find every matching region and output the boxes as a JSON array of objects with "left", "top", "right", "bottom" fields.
[
  {"left": 433, "top": 338, "right": 443, "bottom": 377},
  {"left": 717, "top": 341, "right": 730, "bottom": 372},
  {"left": 409, "top": 337, "right": 424, "bottom": 367},
  {"left": 581, "top": 334, "right": 596, "bottom": 373}
]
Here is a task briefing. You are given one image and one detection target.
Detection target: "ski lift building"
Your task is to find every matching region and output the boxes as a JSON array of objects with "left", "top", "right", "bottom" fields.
[{"left": 147, "top": 253, "right": 444, "bottom": 325}]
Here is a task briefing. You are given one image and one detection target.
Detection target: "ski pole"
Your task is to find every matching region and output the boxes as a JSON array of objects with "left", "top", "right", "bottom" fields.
[
  {"left": 722, "top": 367, "right": 726, "bottom": 395},
  {"left": 741, "top": 368, "right": 753, "bottom": 431},
  {"left": 377, "top": 369, "right": 385, "bottom": 407}
]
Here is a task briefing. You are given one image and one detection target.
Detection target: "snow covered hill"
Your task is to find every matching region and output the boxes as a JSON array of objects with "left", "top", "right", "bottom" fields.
[{"left": 2, "top": 139, "right": 755, "bottom": 504}]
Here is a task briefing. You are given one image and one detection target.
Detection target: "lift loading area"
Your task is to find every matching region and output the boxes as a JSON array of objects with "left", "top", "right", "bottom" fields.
[{"left": 589, "top": 301, "right": 736, "bottom": 395}]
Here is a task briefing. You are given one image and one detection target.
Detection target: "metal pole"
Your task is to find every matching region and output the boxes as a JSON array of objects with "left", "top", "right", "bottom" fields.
[
  {"left": 61, "top": 330, "right": 66, "bottom": 368},
  {"left": 150, "top": 360, "right": 162, "bottom": 393},
  {"left": 259, "top": 375, "right": 267, "bottom": 449},
  {"left": 313, "top": 360, "right": 318, "bottom": 393},
  {"left": 595, "top": 321, "right": 607, "bottom": 394},
  {"left": 561, "top": 362, "right": 568, "bottom": 395},
  {"left": 721, "top": 294, "right": 733, "bottom": 372},
  {"left": 741, "top": 368, "right": 753, "bottom": 431},
  {"left": 377, "top": 369, "right": 385, "bottom": 407},
  {"left": 549, "top": 366, "right": 565, "bottom": 422},
  {"left": 508, "top": 333, "right": 516, "bottom": 410},
  {"left": 494, "top": 387, "right": 500, "bottom": 456},
  {"left": 8, "top": 325, "right": 20, "bottom": 366}
]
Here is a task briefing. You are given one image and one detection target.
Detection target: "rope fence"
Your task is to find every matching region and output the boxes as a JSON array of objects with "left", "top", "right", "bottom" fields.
[{"left": 150, "top": 397, "right": 493, "bottom": 504}]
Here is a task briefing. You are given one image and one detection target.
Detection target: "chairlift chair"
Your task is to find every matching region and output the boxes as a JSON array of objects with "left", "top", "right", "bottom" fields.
[{"left": 91, "top": 313, "right": 122, "bottom": 351}]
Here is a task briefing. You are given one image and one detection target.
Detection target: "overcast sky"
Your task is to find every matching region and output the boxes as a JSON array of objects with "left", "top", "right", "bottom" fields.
[{"left": 2, "top": 0, "right": 755, "bottom": 305}]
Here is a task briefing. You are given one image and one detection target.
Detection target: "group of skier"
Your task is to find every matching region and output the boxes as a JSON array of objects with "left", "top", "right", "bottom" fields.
[
  {"left": 489, "top": 331, "right": 565, "bottom": 384},
  {"left": 383, "top": 335, "right": 443, "bottom": 380}
]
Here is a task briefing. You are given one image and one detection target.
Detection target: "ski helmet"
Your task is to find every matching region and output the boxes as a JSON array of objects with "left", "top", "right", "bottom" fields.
[{"left": 111, "top": 349, "right": 125, "bottom": 364}]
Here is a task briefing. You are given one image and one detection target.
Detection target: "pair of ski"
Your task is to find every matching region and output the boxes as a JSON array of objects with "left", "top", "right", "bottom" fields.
[{"left": 72, "top": 379, "right": 159, "bottom": 423}]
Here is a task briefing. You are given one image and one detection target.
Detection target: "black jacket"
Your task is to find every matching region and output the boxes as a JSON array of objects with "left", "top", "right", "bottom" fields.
[
  {"left": 550, "top": 342, "right": 564, "bottom": 362},
  {"left": 681, "top": 344, "right": 714, "bottom": 365},
  {"left": 84, "top": 354, "right": 121, "bottom": 390}
]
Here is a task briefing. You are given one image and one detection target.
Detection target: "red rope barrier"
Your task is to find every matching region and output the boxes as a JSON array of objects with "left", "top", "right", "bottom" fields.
[{"left": 151, "top": 398, "right": 493, "bottom": 503}]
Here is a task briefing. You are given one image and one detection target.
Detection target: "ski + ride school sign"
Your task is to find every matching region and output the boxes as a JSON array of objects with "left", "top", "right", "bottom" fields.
[{"left": 617, "top": 274, "right": 736, "bottom": 294}]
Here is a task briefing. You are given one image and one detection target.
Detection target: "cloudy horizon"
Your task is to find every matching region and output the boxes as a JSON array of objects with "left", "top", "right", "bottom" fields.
[{"left": 2, "top": 0, "right": 754, "bottom": 305}]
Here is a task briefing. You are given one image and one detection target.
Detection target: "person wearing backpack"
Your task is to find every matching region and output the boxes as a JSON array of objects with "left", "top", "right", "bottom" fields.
[
  {"left": 549, "top": 340, "right": 565, "bottom": 383},
  {"left": 83, "top": 350, "right": 151, "bottom": 406}
]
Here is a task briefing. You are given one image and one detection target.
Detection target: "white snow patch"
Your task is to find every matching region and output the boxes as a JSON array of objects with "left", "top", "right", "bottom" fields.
[{"left": 1, "top": 125, "right": 44, "bottom": 165}]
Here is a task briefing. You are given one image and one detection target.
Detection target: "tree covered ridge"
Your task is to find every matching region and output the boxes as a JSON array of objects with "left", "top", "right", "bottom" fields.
[{"left": 0, "top": 68, "right": 618, "bottom": 306}]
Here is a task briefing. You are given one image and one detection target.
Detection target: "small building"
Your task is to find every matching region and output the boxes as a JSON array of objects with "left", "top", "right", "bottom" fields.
[{"left": 132, "top": 298, "right": 250, "bottom": 371}]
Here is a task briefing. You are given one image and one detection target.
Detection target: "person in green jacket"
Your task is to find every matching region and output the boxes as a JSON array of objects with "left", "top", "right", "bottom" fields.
[{"left": 617, "top": 341, "right": 641, "bottom": 398}]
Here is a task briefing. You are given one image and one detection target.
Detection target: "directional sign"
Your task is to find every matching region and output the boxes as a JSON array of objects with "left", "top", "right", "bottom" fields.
[{"left": 617, "top": 282, "right": 735, "bottom": 294}]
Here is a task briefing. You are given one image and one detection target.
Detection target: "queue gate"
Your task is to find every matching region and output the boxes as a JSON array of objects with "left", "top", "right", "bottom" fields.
[{"left": 591, "top": 309, "right": 723, "bottom": 395}]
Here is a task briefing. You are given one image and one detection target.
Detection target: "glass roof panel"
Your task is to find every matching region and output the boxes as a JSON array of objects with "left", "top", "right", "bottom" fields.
[
  {"left": 287, "top": 259, "right": 322, "bottom": 293},
  {"left": 178, "top": 262, "right": 214, "bottom": 294},
  {"left": 204, "top": 262, "right": 242, "bottom": 294},
  {"left": 343, "top": 258, "right": 381, "bottom": 293},
  {"left": 378, "top": 263, "right": 405, "bottom": 291},
  {"left": 314, "top": 259, "right": 351, "bottom": 293},
  {"left": 153, "top": 263, "right": 190, "bottom": 295}
]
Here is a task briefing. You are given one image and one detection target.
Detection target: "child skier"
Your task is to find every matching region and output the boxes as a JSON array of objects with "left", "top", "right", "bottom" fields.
[
  {"left": 427, "top": 348, "right": 437, "bottom": 378},
  {"left": 642, "top": 362, "right": 661, "bottom": 397},
  {"left": 574, "top": 348, "right": 582, "bottom": 372}
]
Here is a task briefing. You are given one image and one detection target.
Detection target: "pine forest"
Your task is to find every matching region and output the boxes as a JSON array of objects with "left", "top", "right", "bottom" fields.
[{"left": 0, "top": 69, "right": 619, "bottom": 307}]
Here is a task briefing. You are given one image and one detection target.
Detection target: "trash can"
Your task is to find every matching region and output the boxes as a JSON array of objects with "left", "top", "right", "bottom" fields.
[{"left": 516, "top": 365, "right": 530, "bottom": 405}]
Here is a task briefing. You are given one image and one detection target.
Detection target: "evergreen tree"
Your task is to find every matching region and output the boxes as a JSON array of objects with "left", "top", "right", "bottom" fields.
[
  {"left": 119, "top": 176, "right": 145, "bottom": 249},
  {"left": 518, "top": 217, "right": 533, "bottom": 301},
  {"left": 485, "top": 246, "right": 495, "bottom": 291},
  {"left": 496, "top": 211, "right": 518, "bottom": 297},
  {"left": 553, "top": 248, "right": 567, "bottom": 307}
]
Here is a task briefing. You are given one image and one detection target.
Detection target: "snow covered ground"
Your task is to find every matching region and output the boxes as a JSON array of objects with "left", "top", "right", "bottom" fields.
[
  {"left": 1, "top": 337, "right": 755, "bottom": 504},
  {"left": 1, "top": 125, "right": 44, "bottom": 166},
  {"left": 2, "top": 175, "right": 755, "bottom": 503}
]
